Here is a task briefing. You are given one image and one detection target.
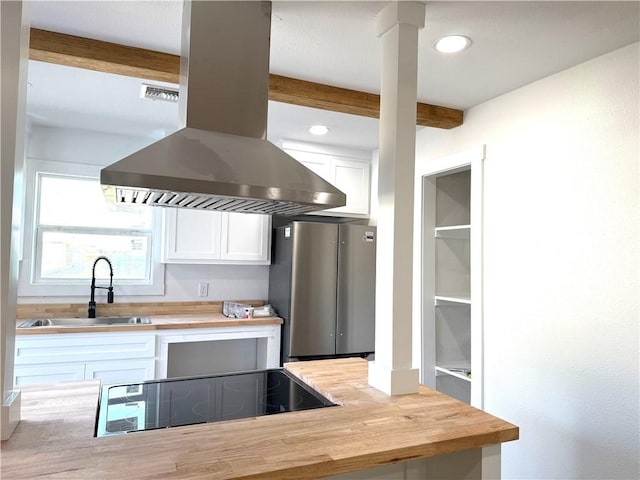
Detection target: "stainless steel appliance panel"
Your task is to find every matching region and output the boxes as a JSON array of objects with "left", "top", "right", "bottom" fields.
[
  {"left": 268, "top": 225, "right": 294, "bottom": 363},
  {"left": 289, "top": 222, "right": 338, "bottom": 357},
  {"left": 336, "top": 225, "right": 376, "bottom": 354}
]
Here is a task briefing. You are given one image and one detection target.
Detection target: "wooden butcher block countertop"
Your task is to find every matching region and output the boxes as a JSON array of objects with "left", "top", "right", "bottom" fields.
[
  {"left": 15, "top": 313, "right": 283, "bottom": 335},
  {"left": 0, "top": 358, "right": 518, "bottom": 479}
]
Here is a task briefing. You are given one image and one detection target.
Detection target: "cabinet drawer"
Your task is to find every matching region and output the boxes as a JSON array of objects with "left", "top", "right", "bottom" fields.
[
  {"left": 15, "top": 334, "right": 156, "bottom": 365},
  {"left": 85, "top": 359, "right": 155, "bottom": 385},
  {"left": 14, "top": 363, "right": 85, "bottom": 386}
]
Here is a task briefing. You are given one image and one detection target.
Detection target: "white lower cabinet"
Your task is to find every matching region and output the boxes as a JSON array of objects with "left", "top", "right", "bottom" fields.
[
  {"left": 14, "top": 333, "right": 156, "bottom": 386},
  {"left": 163, "top": 209, "right": 271, "bottom": 264},
  {"left": 14, "top": 324, "right": 281, "bottom": 387}
]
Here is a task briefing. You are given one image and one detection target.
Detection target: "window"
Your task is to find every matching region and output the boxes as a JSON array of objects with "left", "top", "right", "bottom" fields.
[
  {"left": 19, "top": 159, "right": 164, "bottom": 296},
  {"left": 36, "top": 173, "right": 153, "bottom": 282}
]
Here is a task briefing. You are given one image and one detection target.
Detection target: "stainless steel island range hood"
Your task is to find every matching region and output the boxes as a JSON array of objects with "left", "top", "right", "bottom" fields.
[{"left": 100, "top": 1, "right": 346, "bottom": 215}]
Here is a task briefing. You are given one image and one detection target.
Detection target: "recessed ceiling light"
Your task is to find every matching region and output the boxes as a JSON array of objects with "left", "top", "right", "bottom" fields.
[
  {"left": 308, "top": 125, "right": 330, "bottom": 136},
  {"left": 434, "top": 35, "right": 472, "bottom": 54}
]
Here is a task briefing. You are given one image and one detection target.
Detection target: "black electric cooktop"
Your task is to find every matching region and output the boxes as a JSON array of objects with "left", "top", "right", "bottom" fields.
[{"left": 95, "top": 369, "right": 336, "bottom": 437}]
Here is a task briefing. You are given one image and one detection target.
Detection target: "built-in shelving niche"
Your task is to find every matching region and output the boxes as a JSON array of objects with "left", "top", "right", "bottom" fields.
[{"left": 420, "top": 147, "right": 484, "bottom": 409}]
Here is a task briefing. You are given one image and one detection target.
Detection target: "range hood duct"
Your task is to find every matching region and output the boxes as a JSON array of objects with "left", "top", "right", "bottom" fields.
[{"left": 100, "top": 1, "right": 346, "bottom": 215}]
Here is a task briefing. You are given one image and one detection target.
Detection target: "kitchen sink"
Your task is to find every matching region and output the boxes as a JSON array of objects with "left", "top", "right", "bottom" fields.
[{"left": 17, "top": 316, "right": 152, "bottom": 328}]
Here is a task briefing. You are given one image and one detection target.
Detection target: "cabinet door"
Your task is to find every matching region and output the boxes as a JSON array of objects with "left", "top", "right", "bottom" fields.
[
  {"left": 14, "top": 363, "right": 85, "bottom": 386},
  {"left": 285, "top": 150, "right": 332, "bottom": 181},
  {"left": 163, "top": 208, "right": 222, "bottom": 262},
  {"left": 283, "top": 145, "right": 371, "bottom": 218},
  {"left": 85, "top": 359, "right": 155, "bottom": 385},
  {"left": 327, "top": 159, "right": 370, "bottom": 215},
  {"left": 219, "top": 213, "right": 271, "bottom": 263}
]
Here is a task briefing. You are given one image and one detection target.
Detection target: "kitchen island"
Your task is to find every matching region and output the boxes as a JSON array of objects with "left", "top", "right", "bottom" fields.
[{"left": 1, "top": 358, "right": 518, "bottom": 479}]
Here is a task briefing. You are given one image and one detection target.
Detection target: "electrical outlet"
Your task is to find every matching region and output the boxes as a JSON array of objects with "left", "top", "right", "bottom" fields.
[{"left": 197, "top": 282, "right": 209, "bottom": 297}]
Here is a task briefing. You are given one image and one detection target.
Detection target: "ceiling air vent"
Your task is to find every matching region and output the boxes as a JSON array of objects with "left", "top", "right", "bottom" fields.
[{"left": 140, "top": 84, "right": 179, "bottom": 103}]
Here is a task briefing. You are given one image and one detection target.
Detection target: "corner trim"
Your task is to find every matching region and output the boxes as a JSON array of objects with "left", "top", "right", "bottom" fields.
[
  {"left": 1, "top": 390, "right": 21, "bottom": 440},
  {"left": 368, "top": 361, "right": 419, "bottom": 395}
]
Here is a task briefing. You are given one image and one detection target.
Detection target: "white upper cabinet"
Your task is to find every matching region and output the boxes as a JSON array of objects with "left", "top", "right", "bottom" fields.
[
  {"left": 164, "top": 209, "right": 223, "bottom": 261},
  {"left": 163, "top": 209, "right": 271, "bottom": 264},
  {"left": 331, "top": 158, "right": 370, "bottom": 216},
  {"left": 281, "top": 140, "right": 372, "bottom": 218},
  {"left": 219, "top": 212, "right": 270, "bottom": 262},
  {"left": 291, "top": 150, "right": 332, "bottom": 181}
]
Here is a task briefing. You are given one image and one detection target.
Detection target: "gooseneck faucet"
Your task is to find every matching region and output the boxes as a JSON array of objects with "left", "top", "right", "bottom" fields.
[{"left": 89, "top": 256, "right": 114, "bottom": 318}]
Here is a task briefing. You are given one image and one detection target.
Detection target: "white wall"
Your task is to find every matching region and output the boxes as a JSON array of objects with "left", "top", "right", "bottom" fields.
[
  {"left": 151, "top": 263, "right": 268, "bottom": 303},
  {"left": 415, "top": 43, "right": 639, "bottom": 479},
  {"left": 19, "top": 262, "right": 269, "bottom": 304},
  {"left": 19, "top": 126, "right": 270, "bottom": 304}
]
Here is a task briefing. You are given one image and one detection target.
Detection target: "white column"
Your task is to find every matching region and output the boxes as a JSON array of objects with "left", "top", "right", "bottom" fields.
[
  {"left": 368, "top": 2, "right": 425, "bottom": 395},
  {"left": 1, "top": 0, "right": 29, "bottom": 439}
]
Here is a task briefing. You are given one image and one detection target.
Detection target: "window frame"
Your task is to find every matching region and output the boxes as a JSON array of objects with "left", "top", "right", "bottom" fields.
[{"left": 18, "top": 158, "right": 165, "bottom": 297}]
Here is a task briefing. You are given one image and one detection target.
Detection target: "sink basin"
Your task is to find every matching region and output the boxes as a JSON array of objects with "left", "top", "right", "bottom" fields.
[{"left": 17, "top": 316, "right": 152, "bottom": 328}]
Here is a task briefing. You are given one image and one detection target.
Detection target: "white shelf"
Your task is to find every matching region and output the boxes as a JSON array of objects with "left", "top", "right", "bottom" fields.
[
  {"left": 435, "top": 366, "right": 472, "bottom": 382},
  {"left": 435, "top": 295, "right": 471, "bottom": 306},
  {"left": 434, "top": 225, "right": 471, "bottom": 238}
]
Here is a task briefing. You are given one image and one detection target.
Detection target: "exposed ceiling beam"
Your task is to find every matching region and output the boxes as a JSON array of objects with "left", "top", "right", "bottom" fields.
[
  {"left": 29, "top": 28, "right": 463, "bottom": 129},
  {"left": 268, "top": 75, "right": 463, "bottom": 130},
  {"left": 29, "top": 28, "right": 180, "bottom": 84}
]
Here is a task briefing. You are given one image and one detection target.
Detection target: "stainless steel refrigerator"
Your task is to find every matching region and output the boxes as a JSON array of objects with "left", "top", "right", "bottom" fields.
[{"left": 268, "top": 221, "right": 376, "bottom": 364}]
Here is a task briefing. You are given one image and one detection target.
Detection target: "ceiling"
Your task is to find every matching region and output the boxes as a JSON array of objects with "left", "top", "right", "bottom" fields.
[{"left": 26, "top": 1, "right": 640, "bottom": 151}]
